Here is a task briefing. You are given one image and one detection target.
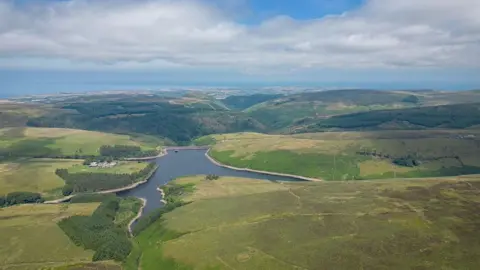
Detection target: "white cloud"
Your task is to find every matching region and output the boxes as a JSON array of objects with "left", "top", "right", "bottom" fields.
[{"left": 0, "top": 0, "right": 479, "bottom": 70}]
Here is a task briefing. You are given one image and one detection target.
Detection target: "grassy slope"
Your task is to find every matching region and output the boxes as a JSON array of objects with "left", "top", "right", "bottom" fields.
[
  {"left": 246, "top": 90, "right": 419, "bottom": 129},
  {"left": 301, "top": 102, "right": 480, "bottom": 132},
  {"left": 0, "top": 203, "right": 99, "bottom": 270},
  {"left": 221, "top": 94, "right": 283, "bottom": 110},
  {"left": 0, "top": 159, "right": 148, "bottom": 199},
  {"left": 0, "top": 127, "right": 158, "bottom": 157},
  {"left": 0, "top": 102, "right": 62, "bottom": 128},
  {"left": 136, "top": 175, "right": 480, "bottom": 270},
  {"left": 203, "top": 131, "right": 480, "bottom": 180},
  {"left": 246, "top": 90, "right": 480, "bottom": 131},
  {"left": 0, "top": 159, "right": 81, "bottom": 196}
]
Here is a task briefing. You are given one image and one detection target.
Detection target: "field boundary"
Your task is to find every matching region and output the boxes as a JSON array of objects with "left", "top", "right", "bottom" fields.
[
  {"left": 205, "top": 149, "right": 323, "bottom": 182},
  {"left": 44, "top": 165, "right": 159, "bottom": 204}
]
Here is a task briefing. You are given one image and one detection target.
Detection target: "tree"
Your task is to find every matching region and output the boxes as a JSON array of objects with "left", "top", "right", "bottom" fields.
[
  {"left": 62, "top": 185, "right": 74, "bottom": 196},
  {"left": 205, "top": 174, "right": 220, "bottom": 181},
  {"left": 402, "top": 95, "right": 420, "bottom": 104}
]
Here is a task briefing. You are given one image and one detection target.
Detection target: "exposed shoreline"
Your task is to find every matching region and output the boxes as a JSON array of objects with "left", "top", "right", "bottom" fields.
[
  {"left": 124, "top": 149, "right": 167, "bottom": 161},
  {"left": 127, "top": 197, "right": 146, "bottom": 236},
  {"left": 157, "top": 187, "right": 167, "bottom": 204},
  {"left": 204, "top": 149, "right": 323, "bottom": 182},
  {"left": 45, "top": 146, "right": 321, "bottom": 205},
  {"left": 44, "top": 164, "right": 159, "bottom": 204}
]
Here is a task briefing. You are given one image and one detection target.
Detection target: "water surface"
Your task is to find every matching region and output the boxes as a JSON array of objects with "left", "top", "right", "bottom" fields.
[{"left": 118, "top": 149, "right": 301, "bottom": 215}]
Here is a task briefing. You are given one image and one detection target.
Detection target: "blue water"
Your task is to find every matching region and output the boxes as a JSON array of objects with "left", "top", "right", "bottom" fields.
[{"left": 118, "top": 149, "right": 302, "bottom": 215}]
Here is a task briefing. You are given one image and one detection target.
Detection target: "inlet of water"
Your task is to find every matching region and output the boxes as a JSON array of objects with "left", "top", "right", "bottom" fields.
[{"left": 118, "top": 149, "right": 302, "bottom": 215}]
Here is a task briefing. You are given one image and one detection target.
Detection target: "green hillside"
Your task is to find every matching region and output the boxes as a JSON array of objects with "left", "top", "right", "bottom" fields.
[
  {"left": 0, "top": 203, "right": 100, "bottom": 270},
  {"left": 202, "top": 130, "right": 480, "bottom": 180},
  {"left": 0, "top": 127, "right": 159, "bottom": 158},
  {"left": 133, "top": 175, "right": 480, "bottom": 270},
  {"left": 246, "top": 90, "right": 421, "bottom": 129},
  {"left": 221, "top": 94, "right": 283, "bottom": 110},
  {"left": 301, "top": 102, "right": 480, "bottom": 132},
  {"left": 27, "top": 98, "right": 265, "bottom": 144},
  {"left": 247, "top": 90, "right": 480, "bottom": 131},
  {"left": 0, "top": 102, "right": 63, "bottom": 128}
]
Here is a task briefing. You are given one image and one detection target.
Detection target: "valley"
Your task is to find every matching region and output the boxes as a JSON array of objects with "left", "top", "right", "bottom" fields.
[{"left": 1, "top": 89, "right": 480, "bottom": 269}]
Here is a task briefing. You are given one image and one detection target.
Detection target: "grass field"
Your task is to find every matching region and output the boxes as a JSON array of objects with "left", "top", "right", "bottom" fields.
[
  {"left": 0, "top": 127, "right": 158, "bottom": 157},
  {"left": 0, "top": 159, "right": 149, "bottom": 199},
  {"left": 0, "top": 159, "right": 81, "bottom": 197},
  {"left": 68, "top": 162, "right": 149, "bottom": 174},
  {"left": 202, "top": 130, "right": 480, "bottom": 180},
  {"left": 135, "top": 175, "right": 480, "bottom": 270},
  {"left": 0, "top": 203, "right": 100, "bottom": 270}
]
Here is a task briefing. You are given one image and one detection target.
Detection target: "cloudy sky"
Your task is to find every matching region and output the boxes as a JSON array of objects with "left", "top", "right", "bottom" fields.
[{"left": 1, "top": 0, "right": 479, "bottom": 95}]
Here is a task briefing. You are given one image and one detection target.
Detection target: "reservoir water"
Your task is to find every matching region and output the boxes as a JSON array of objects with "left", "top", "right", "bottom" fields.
[{"left": 118, "top": 149, "right": 302, "bottom": 215}]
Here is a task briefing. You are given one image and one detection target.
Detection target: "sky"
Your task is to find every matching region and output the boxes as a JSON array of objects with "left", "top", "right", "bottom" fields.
[{"left": 1, "top": 0, "right": 480, "bottom": 96}]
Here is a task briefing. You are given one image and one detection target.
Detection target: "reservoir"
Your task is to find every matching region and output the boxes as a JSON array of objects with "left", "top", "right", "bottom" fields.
[{"left": 118, "top": 149, "right": 302, "bottom": 215}]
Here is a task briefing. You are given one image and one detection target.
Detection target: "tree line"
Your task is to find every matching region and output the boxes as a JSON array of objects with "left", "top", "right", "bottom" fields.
[
  {"left": 99, "top": 145, "right": 158, "bottom": 158},
  {"left": 0, "top": 192, "right": 44, "bottom": 207}
]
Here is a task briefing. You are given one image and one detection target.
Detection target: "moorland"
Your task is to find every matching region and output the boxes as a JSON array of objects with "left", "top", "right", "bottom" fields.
[{"left": 2, "top": 88, "right": 480, "bottom": 269}]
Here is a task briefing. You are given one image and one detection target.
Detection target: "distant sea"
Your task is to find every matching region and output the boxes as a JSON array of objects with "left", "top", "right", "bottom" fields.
[{"left": 1, "top": 69, "right": 478, "bottom": 98}]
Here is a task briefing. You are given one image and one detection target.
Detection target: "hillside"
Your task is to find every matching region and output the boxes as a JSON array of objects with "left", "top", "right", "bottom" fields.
[
  {"left": 247, "top": 90, "right": 480, "bottom": 130},
  {"left": 201, "top": 130, "right": 480, "bottom": 180},
  {"left": 0, "top": 127, "right": 159, "bottom": 200},
  {"left": 221, "top": 94, "right": 283, "bottom": 110},
  {"left": 300, "top": 102, "right": 480, "bottom": 132},
  {"left": 246, "top": 90, "right": 421, "bottom": 129},
  {"left": 0, "top": 102, "right": 64, "bottom": 128},
  {"left": 0, "top": 159, "right": 81, "bottom": 198},
  {"left": 0, "top": 203, "right": 100, "bottom": 270},
  {"left": 8, "top": 91, "right": 480, "bottom": 143},
  {"left": 0, "top": 127, "right": 159, "bottom": 158},
  {"left": 26, "top": 98, "right": 265, "bottom": 144},
  {"left": 133, "top": 175, "right": 480, "bottom": 269}
]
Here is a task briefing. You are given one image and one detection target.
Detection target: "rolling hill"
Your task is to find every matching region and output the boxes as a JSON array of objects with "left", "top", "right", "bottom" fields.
[
  {"left": 221, "top": 94, "right": 283, "bottom": 110},
  {"left": 246, "top": 90, "right": 480, "bottom": 130},
  {"left": 26, "top": 98, "right": 265, "bottom": 144},
  {"left": 0, "top": 127, "right": 159, "bottom": 158},
  {"left": 299, "top": 102, "right": 480, "bottom": 132},
  {"left": 0, "top": 203, "right": 100, "bottom": 270},
  {"left": 133, "top": 175, "right": 480, "bottom": 270},
  {"left": 245, "top": 90, "right": 421, "bottom": 129},
  {"left": 200, "top": 130, "right": 480, "bottom": 180}
]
